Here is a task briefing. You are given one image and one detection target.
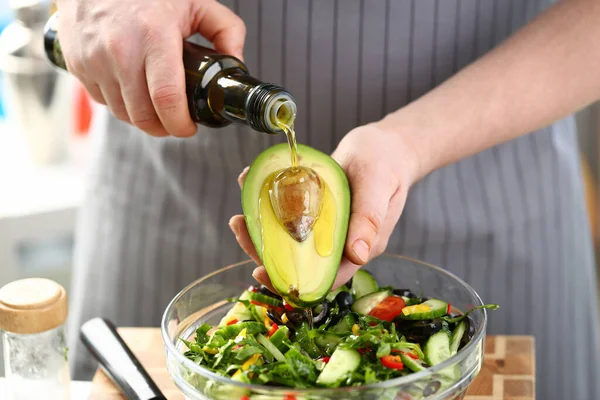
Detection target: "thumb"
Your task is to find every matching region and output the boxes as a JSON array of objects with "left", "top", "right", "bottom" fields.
[
  {"left": 193, "top": 1, "right": 246, "bottom": 60},
  {"left": 343, "top": 161, "right": 392, "bottom": 266}
]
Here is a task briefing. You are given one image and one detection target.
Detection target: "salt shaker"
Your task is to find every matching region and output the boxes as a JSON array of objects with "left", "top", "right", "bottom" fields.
[{"left": 0, "top": 278, "right": 71, "bottom": 400}]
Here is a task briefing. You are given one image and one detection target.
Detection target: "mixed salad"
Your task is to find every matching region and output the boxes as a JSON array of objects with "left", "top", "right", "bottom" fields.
[{"left": 181, "top": 270, "right": 498, "bottom": 397}]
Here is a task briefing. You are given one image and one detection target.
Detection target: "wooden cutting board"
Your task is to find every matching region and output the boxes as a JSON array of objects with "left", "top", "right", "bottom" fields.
[{"left": 88, "top": 329, "right": 535, "bottom": 400}]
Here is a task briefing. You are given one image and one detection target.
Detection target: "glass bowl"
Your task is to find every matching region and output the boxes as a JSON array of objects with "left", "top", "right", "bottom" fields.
[{"left": 161, "top": 254, "right": 488, "bottom": 400}]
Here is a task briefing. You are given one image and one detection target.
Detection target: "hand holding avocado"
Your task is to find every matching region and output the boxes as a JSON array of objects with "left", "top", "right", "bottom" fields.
[{"left": 229, "top": 123, "right": 420, "bottom": 296}]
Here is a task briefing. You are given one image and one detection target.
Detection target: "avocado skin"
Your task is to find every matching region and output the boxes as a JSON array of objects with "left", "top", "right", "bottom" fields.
[{"left": 241, "top": 143, "right": 350, "bottom": 307}]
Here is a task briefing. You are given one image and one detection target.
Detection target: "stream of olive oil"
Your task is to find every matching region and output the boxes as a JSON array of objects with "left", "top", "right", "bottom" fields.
[
  {"left": 272, "top": 102, "right": 335, "bottom": 330},
  {"left": 274, "top": 103, "right": 317, "bottom": 327},
  {"left": 276, "top": 103, "right": 298, "bottom": 168}
]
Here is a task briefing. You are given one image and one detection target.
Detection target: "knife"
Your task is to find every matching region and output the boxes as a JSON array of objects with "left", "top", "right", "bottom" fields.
[{"left": 80, "top": 317, "right": 167, "bottom": 400}]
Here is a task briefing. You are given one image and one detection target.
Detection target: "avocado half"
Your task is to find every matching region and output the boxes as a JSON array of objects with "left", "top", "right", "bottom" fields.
[{"left": 241, "top": 143, "right": 350, "bottom": 307}]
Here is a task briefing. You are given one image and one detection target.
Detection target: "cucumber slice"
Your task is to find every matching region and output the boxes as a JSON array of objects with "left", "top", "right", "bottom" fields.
[
  {"left": 352, "top": 270, "right": 379, "bottom": 299},
  {"left": 251, "top": 304, "right": 266, "bottom": 324},
  {"left": 398, "top": 349, "right": 427, "bottom": 372},
  {"left": 218, "top": 290, "right": 253, "bottom": 327},
  {"left": 450, "top": 320, "right": 468, "bottom": 355},
  {"left": 314, "top": 332, "right": 344, "bottom": 355},
  {"left": 257, "top": 333, "right": 286, "bottom": 362},
  {"left": 331, "top": 312, "right": 357, "bottom": 334},
  {"left": 269, "top": 325, "right": 291, "bottom": 353},
  {"left": 351, "top": 290, "right": 391, "bottom": 316},
  {"left": 316, "top": 348, "right": 361, "bottom": 387},
  {"left": 399, "top": 299, "right": 449, "bottom": 320},
  {"left": 424, "top": 330, "right": 452, "bottom": 366},
  {"left": 248, "top": 292, "right": 283, "bottom": 307}
]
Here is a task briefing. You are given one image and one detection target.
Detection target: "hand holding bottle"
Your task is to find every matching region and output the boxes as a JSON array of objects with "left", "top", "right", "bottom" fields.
[
  {"left": 229, "top": 124, "right": 421, "bottom": 292},
  {"left": 55, "top": 0, "right": 246, "bottom": 137}
]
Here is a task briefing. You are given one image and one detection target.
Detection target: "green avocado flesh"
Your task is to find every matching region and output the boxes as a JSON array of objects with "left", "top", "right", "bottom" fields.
[{"left": 242, "top": 143, "right": 350, "bottom": 307}]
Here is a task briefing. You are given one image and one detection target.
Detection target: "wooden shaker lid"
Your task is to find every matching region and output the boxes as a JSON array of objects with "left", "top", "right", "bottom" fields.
[{"left": 0, "top": 278, "right": 68, "bottom": 334}]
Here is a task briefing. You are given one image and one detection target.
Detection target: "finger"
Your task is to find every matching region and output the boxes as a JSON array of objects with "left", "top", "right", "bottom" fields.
[
  {"left": 120, "top": 66, "right": 169, "bottom": 137},
  {"left": 98, "top": 81, "right": 130, "bottom": 123},
  {"left": 229, "top": 215, "right": 262, "bottom": 266},
  {"left": 372, "top": 191, "right": 407, "bottom": 256},
  {"left": 343, "top": 162, "right": 396, "bottom": 266},
  {"left": 238, "top": 166, "right": 250, "bottom": 189},
  {"left": 252, "top": 266, "right": 276, "bottom": 294},
  {"left": 144, "top": 30, "right": 197, "bottom": 137},
  {"left": 229, "top": 214, "right": 276, "bottom": 293},
  {"left": 193, "top": 1, "right": 246, "bottom": 60},
  {"left": 82, "top": 82, "right": 106, "bottom": 105}
]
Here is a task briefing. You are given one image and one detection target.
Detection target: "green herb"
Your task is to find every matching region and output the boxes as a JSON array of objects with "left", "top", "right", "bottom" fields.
[
  {"left": 235, "top": 345, "right": 263, "bottom": 361},
  {"left": 284, "top": 347, "right": 318, "bottom": 384},
  {"left": 442, "top": 304, "right": 500, "bottom": 323},
  {"left": 294, "top": 323, "right": 322, "bottom": 358},
  {"left": 212, "top": 340, "right": 235, "bottom": 368},
  {"left": 376, "top": 343, "right": 391, "bottom": 358},
  {"left": 195, "top": 323, "right": 212, "bottom": 344}
]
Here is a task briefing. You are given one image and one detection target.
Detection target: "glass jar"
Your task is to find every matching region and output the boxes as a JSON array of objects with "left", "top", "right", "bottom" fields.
[{"left": 0, "top": 278, "right": 71, "bottom": 400}]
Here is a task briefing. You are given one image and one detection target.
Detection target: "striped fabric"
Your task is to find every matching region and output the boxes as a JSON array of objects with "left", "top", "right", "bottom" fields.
[{"left": 67, "top": 1, "right": 600, "bottom": 398}]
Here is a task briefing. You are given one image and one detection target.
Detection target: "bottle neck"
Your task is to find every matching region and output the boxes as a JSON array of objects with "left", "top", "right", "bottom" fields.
[
  {"left": 216, "top": 74, "right": 296, "bottom": 134},
  {"left": 246, "top": 83, "right": 296, "bottom": 134}
]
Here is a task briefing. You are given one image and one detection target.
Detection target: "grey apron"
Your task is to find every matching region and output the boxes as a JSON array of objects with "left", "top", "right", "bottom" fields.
[{"left": 68, "top": 1, "right": 600, "bottom": 399}]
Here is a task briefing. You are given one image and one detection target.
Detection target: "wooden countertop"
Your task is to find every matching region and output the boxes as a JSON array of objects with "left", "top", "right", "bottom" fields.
[{"left": 89, "top": 329, "right": 535, "bottom": 400}]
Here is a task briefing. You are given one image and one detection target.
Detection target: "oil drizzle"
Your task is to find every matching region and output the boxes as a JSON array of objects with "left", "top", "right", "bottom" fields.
[
  {"left": 274, "top": 103, "right": 298, "bottom": 168},
  {"left": 269, "top": 100, "right": 324, "bottom": 327},
  {"left": 305, "top": 307, "right": 314, "bottom": 331}
]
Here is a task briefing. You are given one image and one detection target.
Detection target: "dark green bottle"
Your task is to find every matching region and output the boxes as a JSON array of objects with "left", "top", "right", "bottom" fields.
[{"left": 42, "top": 13, "right": 296, "bottom": 134}]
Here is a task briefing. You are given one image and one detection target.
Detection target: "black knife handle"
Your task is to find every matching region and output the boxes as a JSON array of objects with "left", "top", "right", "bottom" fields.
[{"left": 80, "top": 318, "right": 167, "bottom": 400}]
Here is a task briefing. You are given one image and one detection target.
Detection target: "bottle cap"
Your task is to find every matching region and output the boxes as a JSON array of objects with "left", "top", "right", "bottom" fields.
[{"left": 0, "top": 278, "right": 68, "bottom": 334}]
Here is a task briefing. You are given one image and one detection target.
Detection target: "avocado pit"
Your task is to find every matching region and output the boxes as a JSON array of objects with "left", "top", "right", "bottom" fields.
[{"left": 268, "top": 166, "right": 324, "bottom": 242}]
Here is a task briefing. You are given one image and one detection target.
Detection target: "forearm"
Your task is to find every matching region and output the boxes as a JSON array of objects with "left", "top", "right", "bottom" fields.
[{"left": 378, "top": 0, "right": 600, "bottom": 182}]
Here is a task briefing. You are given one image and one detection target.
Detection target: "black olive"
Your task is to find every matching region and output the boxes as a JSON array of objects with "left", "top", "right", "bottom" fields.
[
  {"left": 334, "top": 291, "right": 354, "bottom": 309},
  {"left": 327, "top": 308, "right": 350, "bottom": 328},
  {"left": 423, "top": 380, "right": 441, "bottom": 396},
  {"left": 312, "top": 301, "right": 330, "bottom": 327},
  {"left": 257, "top": 285, "right": 282, "bottom": 299},
  {"left": 266, "top": 309, "right": 296, "bottom": 332},
  {"left": 345, "top": 277, "right": 353, "bottom": 289},
  {"left": 392, "top": 315, "right": 412, "bottom": 329},
  {"left": 460, "top": 316, "right": 474, "bottom": 349},
  {"left": 286, "top": 309, "right": 308, "bottom": 325},
  {"left": 392, "top": 288, "right": 416, "bottom": 298},
  {"left": 266, "top": 309, "right": 284, "bottom": 326},
  {"left": 403, "top": 319, "right": 443, "bottom": 342}
]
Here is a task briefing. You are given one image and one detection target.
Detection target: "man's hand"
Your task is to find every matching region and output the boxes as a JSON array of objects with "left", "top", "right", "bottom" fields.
[
  {"left": 228, "top": 124, "right": 420, "bottom": 291},
  {"left": 56, "top": 0, "right": 246, "bottom": 137}
]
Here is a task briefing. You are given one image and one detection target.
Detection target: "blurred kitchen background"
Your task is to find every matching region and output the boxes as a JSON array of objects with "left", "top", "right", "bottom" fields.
[
  {"left": 0, "top": 0, "right": 599, "bottom": 380},
  {"left": 0, "top": 0, "right": 94, "bottom": 380}
]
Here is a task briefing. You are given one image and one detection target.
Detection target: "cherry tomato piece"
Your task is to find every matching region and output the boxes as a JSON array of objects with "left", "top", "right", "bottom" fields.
[{"left": 368, "top": 296, "right": 406, "bottom": 322}]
